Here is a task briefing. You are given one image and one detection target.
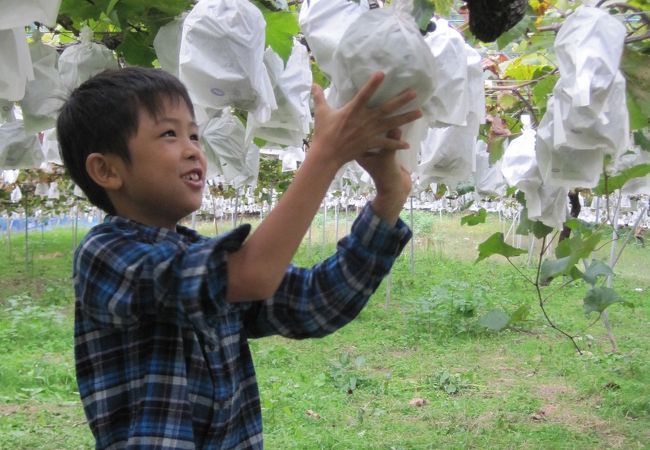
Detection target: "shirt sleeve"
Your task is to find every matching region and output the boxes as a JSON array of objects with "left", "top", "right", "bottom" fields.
[
  {"left": 74, "top": 223, "right": 251, "bottom": 328},
  {"left": 243, "top": 201, "right": 412, "bottom": 339}
]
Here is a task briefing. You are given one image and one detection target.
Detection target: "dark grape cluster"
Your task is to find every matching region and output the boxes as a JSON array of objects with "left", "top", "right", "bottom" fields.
[{"left": 466, "top": 0, "right": 527, "bottom": 42}]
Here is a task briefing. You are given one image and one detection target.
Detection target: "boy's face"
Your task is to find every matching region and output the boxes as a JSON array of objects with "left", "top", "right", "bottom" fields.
[{"left": 110, "top": 98, "right": 206, "bottom": 229}]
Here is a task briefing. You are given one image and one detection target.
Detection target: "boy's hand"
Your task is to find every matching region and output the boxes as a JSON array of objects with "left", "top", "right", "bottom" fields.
[
  {"left": 309, "top": 72, "right": 422, "bottom": 170},
  {"left": 356, "top": 129, "right": 412, "bottom": 226}
]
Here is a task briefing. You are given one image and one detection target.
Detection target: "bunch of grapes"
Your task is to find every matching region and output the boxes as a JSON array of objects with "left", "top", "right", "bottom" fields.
[{"left": 466, "top": 0, "right": 528, "bottom": 42}]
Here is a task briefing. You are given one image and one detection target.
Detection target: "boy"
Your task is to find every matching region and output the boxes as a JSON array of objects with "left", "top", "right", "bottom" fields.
[{"left": 56, "top": 66, "right": 421, "bottom": 449}]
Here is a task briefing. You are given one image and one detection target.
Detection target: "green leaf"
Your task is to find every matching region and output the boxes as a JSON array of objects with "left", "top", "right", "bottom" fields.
[
  {"left": 594, "top": 164, "right": 650, "bottom": 195},
  {"left": 496, "top": 16, "right": 534, "bottom": 50},
  {"left": 583, "top": 287, "right": 632, "bottom": 317},
  {"left": 412, "top": 0, "right": 436, "bottom": 30},
  {"left": 476, "top": 232, "right": 527, "bottom": 263},
  {"left": 433, "top": 0, "right": 453, "bottom": 16},
  {"left": 498, "top": 93, "right": 518, "bottom": 111},
  {"left": 461, "top": 208, "right": 487, "bottom": 226},
  {"left": 532, "top": 74, "right": 559, "bottom": 114},
  {"left": 540, "top": 256, "right": 574, "bottom": 284},
  {"left": 582, "top": 259, "right": 613, "bottom": 286},
  {"left": 633, "top": 130, "right": 650, "bottom": 152},
  {"left": 488, "top": 136, "right": 508, "bottom": 165},
  {"left": 118, "top": 30, "right": 156, "bottom": 67},
  {"left": 261, "top": 8, "right": 299, "bottom": 62},
  {"left": 516, "top": 208, "right": 554, "bottom": 239},
  {"left": 627, "top": 88, "right": 649, "bottom": 131},
  {"left": 503, "top": 52, "right": 553, "bottom": 81},
  {"left": 555, "top": 231, "right": 602, "bottom": 261},
  {"left": 509, "top": 304, "right": 530, "bottom": 323},
  {"left": 621, "top": 48, "right": 650, "bottom": 130},
  {"left": 478, "top": 309, "right": 510, "bottom": 331}
]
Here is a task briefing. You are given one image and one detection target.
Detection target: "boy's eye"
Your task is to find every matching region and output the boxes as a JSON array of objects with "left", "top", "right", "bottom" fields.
[
  {"left": 190, "top": 133, "right": 200, "bottom": 141},
  {"left": 161, "top": 130, "right": 176, "bottom": 137}
]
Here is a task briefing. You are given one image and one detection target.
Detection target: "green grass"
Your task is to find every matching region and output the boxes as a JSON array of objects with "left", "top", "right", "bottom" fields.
[{"left": 0, "top": 212, "right": 649, "bottom": 449}]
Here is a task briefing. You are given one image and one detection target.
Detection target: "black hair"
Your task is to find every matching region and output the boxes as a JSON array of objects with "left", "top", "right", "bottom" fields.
[{"left": 56, "top": 67, "right": 195, "bottom": 215}]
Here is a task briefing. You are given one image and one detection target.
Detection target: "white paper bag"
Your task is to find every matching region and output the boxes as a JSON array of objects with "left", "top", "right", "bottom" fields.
[
  {"left": 536, "top": 97, "right": 606, "bottom": 189},
  {"left": 0, "top": 0, "right": 62, "bottom": 28},
  {"left": 329, "top": 0, "right": 436, "bottom": 172},
  {"left": 201, "top": 110, "right": 259, "bottom": 188},
  {"left": 179, "top": 0, "right": 276, "bottom": 123},
  {"left": 20, "top": 32, "right": 66, "bottom": 134},
  {"left": 527, "top": 184, "right": 569, "bottom": 230},
  {"left": 501, "top": 117, "right": 540, "bottom": 189},
  {"left": 41, "top": 127, "right": 62, "bottom": 165},
  {"left": 0, "top": 120, "right": 44, "bottom": 169},
  {"left": 537, "top": 5, "right": 629, "bottom": 167},
  {"left": 58, "top": 27, "right": 119, "bottom": 91},
  {"left": 153, "top": 14, "right": 186, "bottom": 78},
  {"left": 330, "top": 0, "right": 436, "bottom": 113},
  {"left": 416, "top": 115, "right": 479, "bottom": 187},
  {"left": 249, "top": 43, "right": 312, "bottom": 146},
  {"left": 0, "top": 28, "right": 34, "bottom": 101},
  {"left": 280, "top": 146, "right": 305, "bottom": 172},
  {"left": 10, "top": 186, "right": 22, "bottom": 203},
  {"left": 613, "top": 147, "right": 650, "bottom": 196},
  {"left": 423, "top": 18, "right": 469, "bottom": 127},
  {"left": 554, "top": 6, "right": 626, "bottom": 112},
  {"left": 298, "top": 0, "right": 369, "bottom": 77},
  {"left": 0, "top": 100, "right": 14, "bottom": 123},
  {"left": 473, "top": 140, "right": 506, "bottom": 198}
]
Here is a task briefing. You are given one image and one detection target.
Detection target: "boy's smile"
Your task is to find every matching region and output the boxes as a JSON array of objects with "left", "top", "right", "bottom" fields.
[{"left": 108, "top": 98, "right": 207, "bottom": 229}]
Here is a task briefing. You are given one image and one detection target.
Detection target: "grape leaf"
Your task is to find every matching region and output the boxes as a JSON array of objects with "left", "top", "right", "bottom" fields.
[
  {"left": 633, "top": 130, "right": 650, "bottom": 152},
  {"left": 594, "top": 164, "right": 650, "bottom": 195},
  {"left": 583, "top": 287, "right": 632, "bottom": 317},
  {"left": 582, "top": 259, "right": 613, "bottom": 286},
  {"left": 478, "top": 309, "right": 510, "bottom": 331},
  {"left": 476, "top": 232, "right": 527, "bottom": 263},
  {"left": 621, "top": 48, "right": 650, "bottom": 130},
  {"left": 461, "top": 208, "right": 487, "bottom": 226},
  {"left": 496, "top": 16, "right": 533, "bottom": 50},
  {"left": 262, "top": 8, "right": 300, "bottom": 62},
  {"left": 412, "top": 0, "right": 436, "bottom": 30},
  {"left": 516, "top": 207, "right": 554, "bottom": 239}
]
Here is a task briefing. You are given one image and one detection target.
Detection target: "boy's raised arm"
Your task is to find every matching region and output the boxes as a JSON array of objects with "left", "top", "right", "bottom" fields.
[{"left": 225, "top": 72, "right": 421, "bottom": 302}]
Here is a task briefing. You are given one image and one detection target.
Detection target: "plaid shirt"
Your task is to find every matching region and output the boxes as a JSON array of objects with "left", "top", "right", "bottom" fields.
[{"left": 74, "top": 203, "right": 411, "bottom": 449}]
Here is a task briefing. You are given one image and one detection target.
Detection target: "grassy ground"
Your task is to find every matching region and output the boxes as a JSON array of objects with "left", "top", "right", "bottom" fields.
[{"left": 0, "top": 211, "right": 648, "bottom": 449}]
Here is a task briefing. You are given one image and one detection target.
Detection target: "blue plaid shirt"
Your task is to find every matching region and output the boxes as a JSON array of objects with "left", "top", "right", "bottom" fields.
[{"left": 74, "top": 202, "right": 410, "bottom": 449}]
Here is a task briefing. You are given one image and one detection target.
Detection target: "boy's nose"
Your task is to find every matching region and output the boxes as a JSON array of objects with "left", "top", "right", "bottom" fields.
[{"left": 183, "top": 140, "right": 203, "bottom": 161}]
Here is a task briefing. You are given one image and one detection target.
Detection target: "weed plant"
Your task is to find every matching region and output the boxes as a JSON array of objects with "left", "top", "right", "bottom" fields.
[{"left": 0, "top": 213, "right": 648, "bottom": 449}]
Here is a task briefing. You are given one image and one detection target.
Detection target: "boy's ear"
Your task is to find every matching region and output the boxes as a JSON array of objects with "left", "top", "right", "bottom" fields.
[{"left": 85, "top": 153, "right": 123, "bottom": 191}]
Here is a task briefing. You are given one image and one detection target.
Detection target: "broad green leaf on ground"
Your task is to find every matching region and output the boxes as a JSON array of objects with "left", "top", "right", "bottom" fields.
[
  {"left": 582, "top": 259, "right": 613, "bottom": 286},
  {"left": 260, "top": 7, "right": 299, "bottom": 62},
  {"left": 583, "top": 287, "right": 632, "bottom": 317},
  {"left": 478, "top": 309, "right": 510, "bottom": 331},
  {"left": 621, "top": 48, "right": 650, "bottom": 130},
  {"left": 594, "top": 163, "right": 650, "bottom": 195},
  {"left": 476, "top": 232, "right": 527, "bottom": 263},
  {"left": 509, "top": 304, "right": 530, "bottom": 323},
  {"left": 516, "top": 207, "right": 554, "bottom": 239},
  {"left": 461, "top": 208, "right": 487, "bottom": 226}
]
